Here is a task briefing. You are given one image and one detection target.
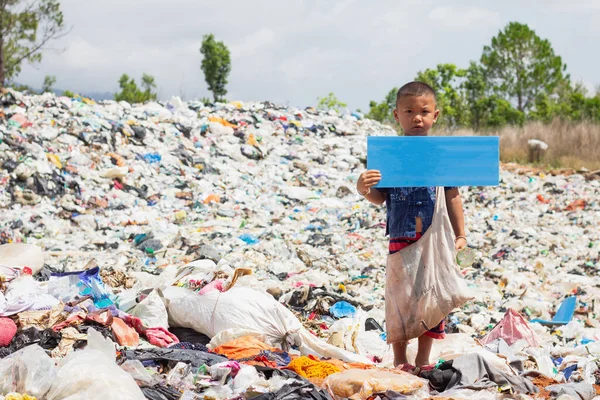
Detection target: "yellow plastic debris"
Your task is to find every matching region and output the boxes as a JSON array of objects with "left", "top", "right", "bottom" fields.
[
  {"left": 174, "top": 210, "right": 187, "bottom": 223},
  {"left": 6, "top": 394, "right": 37, "bottom": 400},
  {"left": 47, "top": 153, "right": 62, "bottom": 169},
  {"left": 247, "top": 134, "right": 258, "bottom": 146}
]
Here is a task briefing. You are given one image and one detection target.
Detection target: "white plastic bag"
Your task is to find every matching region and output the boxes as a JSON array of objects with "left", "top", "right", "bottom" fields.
[
  {"left": 165, "top": 286, "right": 302, "bottom": 349},
  {"left": 131, "top": 288, "right": 169, "bottom": 329},
  {"left": 0, "top": 243, "right": 44, "bottom": 276},
  {"left": 45, "top": 329, "right": 144, "bottom": 400},
  {"left": 165, "top": 286, "right": 372, "bottom": 364},
  {"left": 121, "top": 360, "right": 160, "bottom": 387},
  {"left": 0, "top": 345, "right": 56, "bottom": 398}
]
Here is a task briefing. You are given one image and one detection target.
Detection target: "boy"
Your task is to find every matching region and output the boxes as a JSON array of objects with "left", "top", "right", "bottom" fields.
[{"left": 356, "top": 82, "right": 467, "bottom": 370}]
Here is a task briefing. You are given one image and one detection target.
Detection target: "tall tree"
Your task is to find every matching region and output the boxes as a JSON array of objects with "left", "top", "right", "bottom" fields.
[
  {"left": 481, "top": 22, "right": 568, "bottom": 114},
  {"left": 461, "top": 62, "right": 487, "bottom": 131},
  {"left": 0, "top": 0, "right": 67, "bottom": 86},
  {"left": 200, "top": 34, "right": 231, "bottom": 102}
]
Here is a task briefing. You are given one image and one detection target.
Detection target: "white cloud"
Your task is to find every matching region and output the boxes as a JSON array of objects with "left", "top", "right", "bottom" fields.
[{"left": 428, "top": 6, "right": 501, "bottom": 30}]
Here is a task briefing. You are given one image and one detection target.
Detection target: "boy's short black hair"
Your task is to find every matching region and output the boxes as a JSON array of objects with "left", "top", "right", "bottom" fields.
[{"left": 396, "top": 81, "right": 437, "bottom": 104}]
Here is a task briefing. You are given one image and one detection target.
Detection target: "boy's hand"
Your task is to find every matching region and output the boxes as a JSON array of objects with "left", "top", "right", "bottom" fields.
[
  {"left": 357, "top": 170, "right": 382, "bottom": 194},
  {"left": 455, "top": 237, "right": 467, "bottom": 250}
]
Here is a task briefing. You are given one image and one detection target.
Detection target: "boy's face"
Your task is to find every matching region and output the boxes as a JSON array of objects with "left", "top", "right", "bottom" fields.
[{"left": 393, "top": 94, "right": 439, "bottom": 136}]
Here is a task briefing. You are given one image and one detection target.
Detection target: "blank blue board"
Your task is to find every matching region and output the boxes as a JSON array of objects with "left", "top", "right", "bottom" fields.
[{"left": 367, "top": 136, "right": 499, "bottom": 187}]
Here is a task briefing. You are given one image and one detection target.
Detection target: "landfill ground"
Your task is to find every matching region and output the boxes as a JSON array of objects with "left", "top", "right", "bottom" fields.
[{"left": 0, "top": 90, "right": 599, "bottom": 399}]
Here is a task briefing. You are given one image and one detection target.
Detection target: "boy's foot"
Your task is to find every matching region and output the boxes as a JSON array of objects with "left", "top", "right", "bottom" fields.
[
  {"left": 396, "top": 363, "right": 420, "bottom": 375},
  {"left": 415, "top": 358, "right": 430, "bottom": 368}
]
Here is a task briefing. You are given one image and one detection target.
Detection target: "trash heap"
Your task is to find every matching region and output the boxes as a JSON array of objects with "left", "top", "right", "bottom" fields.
[{"left": 0, "top": 89, "right": 599, "bottom": 399}]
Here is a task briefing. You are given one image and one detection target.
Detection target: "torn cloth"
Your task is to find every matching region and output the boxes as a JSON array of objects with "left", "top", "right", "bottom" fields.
[{"left": 420, "top": 353, "right": 538, "bottom": 394}]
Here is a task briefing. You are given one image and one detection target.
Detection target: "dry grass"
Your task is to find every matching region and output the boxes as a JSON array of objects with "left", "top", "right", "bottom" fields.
[{"left": 438, "top": 120, "right": 600, "bottom": 171}]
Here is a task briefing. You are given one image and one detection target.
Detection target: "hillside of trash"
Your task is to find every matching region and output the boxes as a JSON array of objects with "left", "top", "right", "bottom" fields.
[{"left": 0, "top": 90, "right": 599, "bottom": 399}]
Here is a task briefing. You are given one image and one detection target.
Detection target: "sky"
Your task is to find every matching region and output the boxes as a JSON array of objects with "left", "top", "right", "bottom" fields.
[{"left": 18, "top": 0, "right": 600, "bottom": 111}]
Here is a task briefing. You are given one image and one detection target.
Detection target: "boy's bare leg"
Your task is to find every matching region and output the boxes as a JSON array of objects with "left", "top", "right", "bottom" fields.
[
  {"left": 392, "top": 341, "right": 409, "bottom": 367},
  {"left": 415, "top": 335, "right": 433, "bottom": 367}
]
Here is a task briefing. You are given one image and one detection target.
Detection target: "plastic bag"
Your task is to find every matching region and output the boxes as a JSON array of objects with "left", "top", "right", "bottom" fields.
[
  {"left": 121, "top": 360, "right": 160, "bottom": 387},
  {"left": 131, "top": 289, "right": 169, "bottom": 329},
  {"left": 165, "top": 286, "right": 371, "bottom": 364},
  {"left": 0, "top": 243, "right": 44, "bottom": 276},
  {"left": 165, "top": 286, "right": 302, "bottom": 350},
  {"left": 385, "top": 187, "right": 473, "bottom": 343},
  {"left": 45, "top": 329, "right": 144, "bottom": 400},
  {"left": 481, "top": 309, "right": 540, "bottom": 347},
  {"left": 323, "top": 369, "right": 428, "bottom": 400},
  {"left": 48, "top": 267, "right": 114, "bottom": 308},
  {"left": 0, "top": 345, "right": 56, "bottom": 398},
  {"left": 87, "top": 325, "right": 116, "bottom": 361}
]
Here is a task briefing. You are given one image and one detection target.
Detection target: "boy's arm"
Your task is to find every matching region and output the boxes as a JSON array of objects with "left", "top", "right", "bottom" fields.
[
  {"left": 445, "top": 188, "right": 466, "bottom": 249},
  {"left": 363, "top": 188, "right": 386, "bottom": 205},
  {"left": 357, "top": 170, "right": 385, "bottom": 205}
]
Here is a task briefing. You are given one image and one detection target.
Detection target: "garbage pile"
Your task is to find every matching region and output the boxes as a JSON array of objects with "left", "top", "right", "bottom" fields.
[{"left": 0, "top": 89, "right": 599, "bottom": 399}]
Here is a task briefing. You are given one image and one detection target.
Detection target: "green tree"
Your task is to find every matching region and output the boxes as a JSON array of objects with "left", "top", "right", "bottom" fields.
[
  {"left": 366, "top": 87, "right": 397, "bottom": 124},
  {"left": 140, "top": 73, "right": 157, "bottom": 100},
  {"left": 461, "top": 62, "right": 488, "bottom": 131},
  {"left": 114, "top": 73, "right": 158, "bottom": 104},
  {"left": 415, "top": 63, "right": 469, "bottom": 129},
  {"left": 62, "top": 89, "right": 75, "bottom": 97},
  {"left": 317, "top": 92, "right": 347, "bottom": 112},
  {"left": 41, "top": 74, "right": 55, "bottom": 93},
  {"left": 481, "top": 22, "right": 568, "bottom": 114},
  {"left": 483, "top": 96, "right": 524, "bottom": 127},
  {"left": 200, "top": 34, "right": 231, "bottom": 102},
  {"left": 0, "top": 0, "right": 67, "bottom": 86},
  {"left": 531, "top": 82, "right": 600, "bottom": 123},
  {"left": 9, "top": 82, "right": 31, "bottom": 92}
]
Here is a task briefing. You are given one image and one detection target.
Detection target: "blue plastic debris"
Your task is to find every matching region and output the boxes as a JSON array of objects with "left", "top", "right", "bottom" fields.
[
  {"left": 143, "top": 153, "right": 162, "bottom": 164},
  {"left": 239, "top": 233, "right": 259, "bottom": 245},
  {"left": 552, "top": 357, "right": 563, "bottom": 367},
  {"left": 330, "top": 301, "right": 356, "bottom": 318},
  {"left": 562, "top": 364, "right": 578, "bottom": 381},
  {"left": 134, "top": 233, "right": 147, "bottom": 245},
  {"left": 530, "top": 296, "right": 577, "bottom": 326}
]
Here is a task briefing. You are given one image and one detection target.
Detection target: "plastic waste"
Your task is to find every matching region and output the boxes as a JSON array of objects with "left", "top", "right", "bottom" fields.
[
  {"left": 482, "top": 309, "right": 540, "bottom": 348},
  {"left": 456, "top": 247, "right": 476, "bottom": 267},
  {"left": 239, "top": 233, "right": 260, "bottom": 245},
  {"left": 0, "top": 244, "right": 44, "bottom": 276},
  {"left": 121, "top": 360, "right": 160, "bottom": 387},
  {"left": 0, "top": 345, "right": 56, "bottom": 398},
  {"left": 323, "top": 369, "right": 428, "bottom": 399},
  {"left": 130, "top": 289, "right": 169, "bottom": 329},
  {"left": 165, "top": 286, "right": 371, "bottom": 364},
  {"left": 48, "top": 267, "right": 114, "bottom": 308},
  {"left": 45, "top": 329, "right": 144, "bottom": 400},
  {"left": 530, "top": 296, "right": 577, "bottom": 326},
  {"left": 330, "top": 301, "right": 356, "bottom": 318},
  {"left": 1, "top": 92, "right": 600, "bottom": 397}
]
